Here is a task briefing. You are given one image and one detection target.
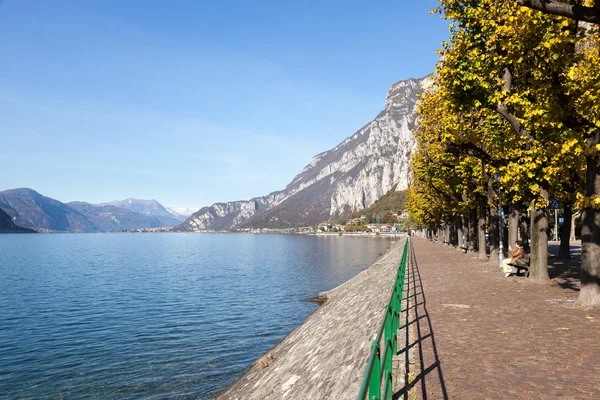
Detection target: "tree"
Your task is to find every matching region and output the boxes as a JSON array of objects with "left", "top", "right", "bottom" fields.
[
  {"left": 566, "top": 22, "right": 600, "bottom": 304},
  {"left": 434, "top": 0, "right": 595, "bottom": 282},
  {"left": 408, "top": 84, "right": 493, "bottom": 256},
  {"left": 429, "top": 0, "right": 600, "bottom": 303},
  {"left": 381, "top": 213, "right": 398, "bottom": 224}
]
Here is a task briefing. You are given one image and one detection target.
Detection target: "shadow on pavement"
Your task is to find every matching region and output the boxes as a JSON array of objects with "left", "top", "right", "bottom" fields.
[
  {"left": 394, "top": 241, "right": 448, "bottom": 400},
  {"left": 547, "top": 242, "right": 582, "bottom": 292}
]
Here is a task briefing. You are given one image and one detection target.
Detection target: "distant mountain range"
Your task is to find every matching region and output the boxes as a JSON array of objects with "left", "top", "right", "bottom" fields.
[
  {"left": 100, "top": 198, "right": 176, "bottom": 219},
  {"left": 175, "top": 76, "right": 431, "bottom": 231},
  {"left": 0, "top": 188, "right": 186, "bottom": 232}
]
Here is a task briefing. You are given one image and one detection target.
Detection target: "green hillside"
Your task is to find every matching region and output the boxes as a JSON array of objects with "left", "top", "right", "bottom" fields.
[{"left": 339, "top": 188, "right": 407, "bottom": 223}]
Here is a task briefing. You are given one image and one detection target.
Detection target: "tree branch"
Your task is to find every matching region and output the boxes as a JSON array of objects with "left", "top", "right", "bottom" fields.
[
  {"left": 493, "top": 104, "right": 535, "bottom": 142},
  {"left": 423, "top": 150, "right": 457, "bottom": 169},
  {"left": 428, "top": 175, "right": 459, "bottom": 205},
  {"left": 516, "top": 0, "right": 600, "bottom": 24},
  {"left": 550, "top": 70, "right": 597, "bottom": 135},
  {"left": 445, "top": 141, "right": 506, "bottom": 168},
  {"left": 492, "top": 68, "right": 535, "bottom": 146}
]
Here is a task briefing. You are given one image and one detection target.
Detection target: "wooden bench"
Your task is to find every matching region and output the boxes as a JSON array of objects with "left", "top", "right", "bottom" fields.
[
  {"left": 508, "top": 258, "right": 530, "bottom": 277},
  {"left": 459, "top": 246, "right": 469, "bottom": 254}
]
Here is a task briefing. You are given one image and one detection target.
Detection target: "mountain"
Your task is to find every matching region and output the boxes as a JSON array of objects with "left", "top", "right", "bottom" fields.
[
  {"left": 101, "top": 199, "right": 174, "bottom": 218},
  {"left": 176, "top": 76, "right": 432, "bottom": 231},
  {"left": 0, "top": 207, "right": 35, "bottom": 233},
  {"left": 166, "top": 207, "right": 197, "bottom": 222},
  {"left": 67, "top": 202, "right": 179, "bottom": 231},
  {"left": 100, "top": 198, "right": 180, "bottom": 226},
  {"left": 0, "top": 189, "right": 179, "bottom": 232},
  {"left": 0, "top": 188, "right": 97, "bottom": 232},
  {"left": 343, "top": 187, "right": 407, "bottom": 221}
]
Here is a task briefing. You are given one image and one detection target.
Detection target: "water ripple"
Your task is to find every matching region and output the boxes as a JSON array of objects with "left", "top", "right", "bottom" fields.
[{"left": 0, "top": 233, "right": 389, "bottom": 399}]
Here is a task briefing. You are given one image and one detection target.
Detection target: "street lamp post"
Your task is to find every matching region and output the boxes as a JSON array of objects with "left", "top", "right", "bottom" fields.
[{"left": 495, "top": 172, "right": 503, "bottom": 269}]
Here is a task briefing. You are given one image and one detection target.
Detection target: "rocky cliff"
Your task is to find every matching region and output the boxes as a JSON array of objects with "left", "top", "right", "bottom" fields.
[{"left": 176, "top": 76, "right": 432, "bottom": 231}]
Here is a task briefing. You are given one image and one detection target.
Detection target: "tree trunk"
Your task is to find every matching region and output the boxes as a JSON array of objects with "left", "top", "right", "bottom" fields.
[
  {"left": 508, "top": 204, "right": 519, "bottom": 249},
  {"left": 470, "top": 207, "right": 478, "bottom": 252},
  {"left": 478, "top": 197, "right": 488, "bottom": 261},
  {"left": 519, "top": 210, "right": 530, "bottom": 253},
  {"left": 570, "top": 212, "right": 579, "bottom": 241},
  {"left": 489, "top": 205, "right": 499, "bottom": 266},
  {"left": 579, "top": 152, "right": 600, "bottom": 306},
  {"left": 503, "top": 223, "right": 509, "bottom": 258},
  {"left": 487, "top": 177, "right": 500, "bottom": 264},
  {"left": 529, "top": 196, "right": 550, "bottom": 283},
  {"left": 463, "top": 217, "right": 470, "bottom": 250},
  {"left": 455, "top": 215, "right": 464, "bottom": 250},
  {"left": 558, "top": 202, "right": 572, "bottom": 259},
  {"left": 446, "top": 223, "right": 451, "bottom": 246}
]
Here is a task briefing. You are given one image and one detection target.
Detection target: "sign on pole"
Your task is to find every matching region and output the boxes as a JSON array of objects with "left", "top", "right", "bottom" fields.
[{"left": 549, "top": 198, "right": 561, "bottom": 210}]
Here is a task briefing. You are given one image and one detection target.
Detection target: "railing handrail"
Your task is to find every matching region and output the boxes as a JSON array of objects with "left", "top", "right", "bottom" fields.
[{"left": 357, "top": 236, "right": 410, "bottom": 400}]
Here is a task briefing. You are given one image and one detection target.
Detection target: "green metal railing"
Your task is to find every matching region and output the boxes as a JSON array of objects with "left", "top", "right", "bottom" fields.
[{"left": 357, "top": 236, "right": 409, "bottom": 400}]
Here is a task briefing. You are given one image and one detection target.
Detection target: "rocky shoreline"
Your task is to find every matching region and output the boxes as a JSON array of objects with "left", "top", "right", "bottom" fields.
[{"left": 215, "top": 236, "right": 406, "bottom": 400}]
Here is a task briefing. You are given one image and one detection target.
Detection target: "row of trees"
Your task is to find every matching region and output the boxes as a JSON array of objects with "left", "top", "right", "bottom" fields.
[{"left": 406, "top": 0, "right": 600, "bottom": 305}]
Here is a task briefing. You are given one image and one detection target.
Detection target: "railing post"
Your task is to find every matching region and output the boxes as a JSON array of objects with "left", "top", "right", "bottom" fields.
[
  {"left": 369, "top": 342, "right": 381, "bottom": 400},
  {"left": 383, "top": 304, "right": 392, "bottom": 363},
  {"left": 392, "top": 291, "right": 400, "bottom": 353},
  {"left": 384, "top": 338, "right": 393, "bottom": 400}
]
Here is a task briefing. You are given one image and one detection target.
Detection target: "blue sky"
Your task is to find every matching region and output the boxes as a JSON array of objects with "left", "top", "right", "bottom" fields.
[{"left": 0, "top": 0, "right": 448, "bottom": 209}]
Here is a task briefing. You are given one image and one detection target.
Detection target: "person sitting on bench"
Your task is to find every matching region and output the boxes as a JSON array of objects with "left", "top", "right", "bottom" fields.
[{"left": 502, "top": 240, "right": 525, "bottom": 277}]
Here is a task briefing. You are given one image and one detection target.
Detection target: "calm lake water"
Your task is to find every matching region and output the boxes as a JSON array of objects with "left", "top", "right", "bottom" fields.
[{"left": 0, "top": 233, "right": 390, "bottom": 399}]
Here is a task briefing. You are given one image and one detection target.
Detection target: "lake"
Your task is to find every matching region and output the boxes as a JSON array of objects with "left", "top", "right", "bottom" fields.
[{"left": 0, "top": 233, "right": 390, "bottom": 399}]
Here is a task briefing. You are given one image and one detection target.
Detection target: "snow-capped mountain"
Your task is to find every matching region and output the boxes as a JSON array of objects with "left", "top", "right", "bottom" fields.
[{"left": 166, "top": 207, "right": 197, "bottom": 221}]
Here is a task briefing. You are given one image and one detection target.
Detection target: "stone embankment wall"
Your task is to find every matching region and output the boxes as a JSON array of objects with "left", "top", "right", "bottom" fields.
[{"left": 217, "top": 236, "right": 407, "bottom": 400}]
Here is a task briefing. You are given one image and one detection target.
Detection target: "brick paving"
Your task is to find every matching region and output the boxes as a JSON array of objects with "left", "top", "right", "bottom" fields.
[{"left": 396, "top": 237, "right": 600, "bottom": 400}]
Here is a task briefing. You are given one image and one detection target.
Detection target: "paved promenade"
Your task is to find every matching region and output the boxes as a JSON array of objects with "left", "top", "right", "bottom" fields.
[{"left": 400, "top": 237, "right": 600, "bottom": 399}]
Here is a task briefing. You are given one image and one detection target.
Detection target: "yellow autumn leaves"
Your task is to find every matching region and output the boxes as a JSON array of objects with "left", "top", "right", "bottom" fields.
[{"left": 408, "top": 0, "right": 600, "bottom": 225}]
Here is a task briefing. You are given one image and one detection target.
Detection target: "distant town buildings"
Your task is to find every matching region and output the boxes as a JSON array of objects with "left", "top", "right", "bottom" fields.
[{"left": 317, "top": 220, "right": 402, "bottom": 235}]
